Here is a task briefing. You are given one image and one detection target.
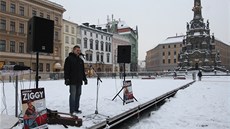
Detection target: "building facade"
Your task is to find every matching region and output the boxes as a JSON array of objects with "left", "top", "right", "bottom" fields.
[
  {"left": 146, "top": 36, "right": 184, "bottom": 71},
  {"left": 79, "top": 23, "right": 113, "bottom": 72},
  {"left": 117, "top": 23, "right": 138, "bottom": 72},
  {"left": 0, "top": 0, "right": 65, "bottom": 72},
  {"left": 146, "top": 36, "right": 230, "bottom": 71},
  {"left": 62, "top": 19, "right": 80, "bottom": 67}
]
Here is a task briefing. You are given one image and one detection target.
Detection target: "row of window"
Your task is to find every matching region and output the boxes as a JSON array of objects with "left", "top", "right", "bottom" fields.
[
  {"left": 163, "top": 59, "right": 177, "bottom": 64},
  {"left": 65, "top": 36, "right": 76, "bottom": 45},
  {"left": 65, "top": 25, "right": 75, "bottom": 34},
  {"left": 84, "top": 38, "right": 111, "bottom": 52},
  {"left": 162, "top": 44, "right": 182, "bottom": 49},
  {"left": 0, "top": 40, "right": 24, "bottom": 53},
  {"left": 85, "top": 53, "right": 110, "bottom": 63},
  {"left": 0, "top": 1, "right": 59, "bottom": 24},
  {"left": 0, "top": 19, "right": 25, "bottom": 33},
  {"left": 84, "top": 30, "right": 111, "bottom": 41},
  {"left": 162, "top": 51, "right": 177, "bottom": 56}
]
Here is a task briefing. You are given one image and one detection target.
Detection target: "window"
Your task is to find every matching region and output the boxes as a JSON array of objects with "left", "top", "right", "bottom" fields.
[
  {"left": 105, "top": 43, "right": 108, "bottom": 52},
  {"left": 90, "top": 32, "right": 92, "bottom": 37},
  {"left": 32, "top": 10, "right": 37, "bottom": 16},
  {"left": 47, "top": 14, "right": 50, "bottom": 19},
  {"left": 1, "top": 1, "right": 6, "bottom": 12},
  {"left": 77, "top": 38, "right": 81, "bottom": 45},
  {"left": 71, "top": 27, "right": 74, "bottom": 34},
  {"left": 89, "top": 53, "right": 92, "bottom": 61},
  {"left": 180, "top": 44, "right": 182, "bottom": 47},
  {"left": 19, "top": 42, "right": 24, "bottom": 53},
  {"left": 101, "top": 42, "right": 104, "bottom": 51},
  {"left": 10, "top": 21, "right": 15, "bottom": 32},
  {"left": 84, "top": 30, "right": 87, "bottom": 35},
  {"left": 19, "top": 23, "right": 24, "bottom": 33},
  {"left": 55, "top": 17, "right": 58, "bottom": 24},
  {"left": 168, "top": 51, "right": 171, "bottom": 56},
  {"left": 65, "top": 36, "right": 69, "bottom": 44},
  {"left": 46, "top": 63, "right": 50, "bottom": 72},
  {"left": 84, "top": 38, "right": 87, "bottom": 48},
  {"left": 95, "top": 40, "right": 99, "bottom": 50},
  {"left": 0, "top": 19, "right": 6, "bottom": 30},
  {"left": 168, "top": 45, "right": 170, "bottom": 48},
  {"left": 107, "top": 53, "right": 110, "bottom": 63},
  {"left": 71, "top": 37, "right": 74, "bottom": 45},
  {"left": 162, "top": 45, "right": 165, "bottom": 49},
  {"left": 19, "top": 6, "right": 24, "bottom": 16},
  {"left": 174, "top": 51, "right": 177, "bottom": 55},
  {"left": 90, "top": 39, "right": 93, "bottom": 49},
  {"left": 162, "top": 52, "right": 165, "bottom": 56},
  {"left": 163, "top": 59, "right": 165, "bottom": 64},
  {"left": 106, "top": 36, "right": 108, "bottom": 40},
  {"left": 168, "top": 59, "right": 171, "bottom": 64},
  {"left": 10, "top": 3, "right": 16, "bottom": 13},
  {"left": 96, "top": 34, "right": 98, "bottom": 38},
  {"left": 101, "top": 54, "right": 104, "bottom": 62},
  {"left": 32, "top": 63, "right": 36, "bottom": 71},
  {"left": 0, "top": 40, "right": 6, "bottom": 52},
  {"left": 65, "top": 25, "right": 69, "bottom": 32},
  {"left": 54, "top": 31, "right": 58, "bottom": 40},
  {"left": 10, "top": 41, "right": 15, "bottom": 52},
  {"left": 65, "top": 47, "right": 69, "bottom": 58},
  {"left": 40, "top": 12, "right": 44, "bottom": 17},
  {"left": 96, "top": 53, "right": 100, "bottom": 61},
  {"left": 174, "top": 44, "right": 177, "bottom": 48},
  {"left": 39, "top": 63, "right": 43, "bottom": 72},
  {"left": 101, "top": 35, "right": 103, "bottom": 39},
  {"left": 109, "top": 44, "right": 111, "bottom": 52},
  {"left": 174, "top": 59, "right": 177, "bottom": 63},
  {"left": 86, "top": 53, "right": 92, "bottom": 61}
]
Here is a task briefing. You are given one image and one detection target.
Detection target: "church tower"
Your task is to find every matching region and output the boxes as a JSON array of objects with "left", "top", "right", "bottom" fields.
[{"left": 178, "top": 0, "right": 220, "bottom": 71}]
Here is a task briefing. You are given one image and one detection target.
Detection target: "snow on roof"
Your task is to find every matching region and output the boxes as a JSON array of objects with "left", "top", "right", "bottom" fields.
[
  {"left": 117, "top": 21, "right": 129, "bottom": 29},
  {"left": 160, "top": 35, "right": 185, "bottom": 45}
]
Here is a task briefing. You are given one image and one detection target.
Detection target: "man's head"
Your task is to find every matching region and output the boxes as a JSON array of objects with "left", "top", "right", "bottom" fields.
[
  {"left": 72, "top": 45, "right": 81, "bottom": 56},
  {"left": 27, "top": 100, "right": 33, "bottom": 108}
]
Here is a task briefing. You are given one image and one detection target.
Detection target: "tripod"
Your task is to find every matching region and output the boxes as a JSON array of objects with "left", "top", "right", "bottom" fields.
[
  {"left": 84, "top": 65, "right": 109, "bottom": 120},
  {"left": 112, "top": 63, "right": 137, "bottom": 105}
]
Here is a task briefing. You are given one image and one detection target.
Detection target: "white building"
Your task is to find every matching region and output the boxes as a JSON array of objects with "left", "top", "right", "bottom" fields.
[
  {"left": 79, "top": 23, "right": 113, "bottom": 72},
  {"left": 62, "top": 19, "right": 80, "bottom": 67}
]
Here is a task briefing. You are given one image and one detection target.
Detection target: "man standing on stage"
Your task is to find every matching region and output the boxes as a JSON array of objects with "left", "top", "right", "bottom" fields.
[{"left": 64, "top": 45, "right": 88, "bottom": 114}]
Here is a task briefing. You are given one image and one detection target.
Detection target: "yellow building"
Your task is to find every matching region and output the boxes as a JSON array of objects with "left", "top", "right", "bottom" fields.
[
  {"left": 0, "top": 0, "right": 65, "bottom": 72},
  {"left": 146, "top": 36, "right": 230, "bottom": 71}
]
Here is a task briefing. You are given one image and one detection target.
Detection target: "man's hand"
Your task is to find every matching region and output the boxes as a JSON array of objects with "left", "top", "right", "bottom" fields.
[
  {"left": 65, "top": 79, "right": 70, "bottom": 85},
  {"left": 84, "top": 80, "right": 88, "bottom": 85}
]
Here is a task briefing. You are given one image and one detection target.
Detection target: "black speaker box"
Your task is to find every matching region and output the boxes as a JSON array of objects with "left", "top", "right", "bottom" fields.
[
  {"left": 27, "top": 16, "right": 54, "bottom": 53},
  {"left": 117, "top": 45, "right": 131, "bottom": 63}
]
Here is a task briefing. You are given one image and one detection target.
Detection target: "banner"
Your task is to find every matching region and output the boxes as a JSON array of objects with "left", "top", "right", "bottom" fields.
[
  {"left": 123, "top": 80, "right": 134, "bottom": 104},
  {"left": 21, "top": 88, "right": 48, "bottom": 129}
]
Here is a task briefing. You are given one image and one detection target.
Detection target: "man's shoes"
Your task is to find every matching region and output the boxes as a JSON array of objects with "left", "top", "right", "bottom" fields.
[{"left": 76, "top": 110, "right": 82, "bottom": 114}]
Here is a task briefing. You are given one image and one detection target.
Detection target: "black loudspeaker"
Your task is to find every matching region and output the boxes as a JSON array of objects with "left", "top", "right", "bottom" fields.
[
  {"left": 27, "top": 16, "right": 54, "bottom": 53},
  {"left": 117, "top": 45, "right": 131, "bottom": 63}
]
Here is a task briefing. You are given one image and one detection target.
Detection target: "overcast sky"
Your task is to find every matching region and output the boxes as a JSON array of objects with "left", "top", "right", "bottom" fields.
[{"left": 50, "top": 0, "right": 230, "bottom": 60}]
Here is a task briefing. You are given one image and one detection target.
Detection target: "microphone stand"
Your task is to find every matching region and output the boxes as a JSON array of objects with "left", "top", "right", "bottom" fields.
[{"left": 84, "top": 65, "right": 109, "bottom": 120}]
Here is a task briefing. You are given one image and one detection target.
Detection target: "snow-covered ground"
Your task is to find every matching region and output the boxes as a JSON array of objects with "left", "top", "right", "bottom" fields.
[
  {"left": 0, "top": 77, "right": 193, "bottom": 129},
  {"left": 131, "top": 76, "right": 230, "bottom": 129},
  {"left": 1, "top": 75, "right": 229, "bottom": 129}
]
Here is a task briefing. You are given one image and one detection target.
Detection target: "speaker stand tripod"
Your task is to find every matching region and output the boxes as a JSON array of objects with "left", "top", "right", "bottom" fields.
[
  {"left": 112, "top": 63, "right": 137, "bottom": 105},
  {"left": 84, "top": 65, "right": 109, "bottom": 120}
]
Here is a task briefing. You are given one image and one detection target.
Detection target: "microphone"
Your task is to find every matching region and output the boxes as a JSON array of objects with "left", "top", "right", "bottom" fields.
[{"left": 79, "top": 53, "right": 85, "bottom": 59}]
